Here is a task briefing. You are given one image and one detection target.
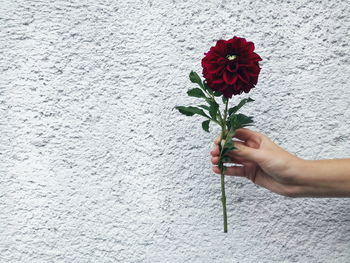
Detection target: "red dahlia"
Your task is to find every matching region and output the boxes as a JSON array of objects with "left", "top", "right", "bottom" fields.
[{"left": 201, "top": 36, "right": 262, "bottom": 98}]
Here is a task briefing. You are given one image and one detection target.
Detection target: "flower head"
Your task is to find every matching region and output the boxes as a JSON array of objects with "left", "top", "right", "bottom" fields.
[{"left": 201, "top": 36, "right": 262, "bottom": 98}]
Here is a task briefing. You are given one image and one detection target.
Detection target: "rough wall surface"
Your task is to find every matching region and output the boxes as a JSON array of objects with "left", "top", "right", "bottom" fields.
[{"left": 1, "top": 0, "right": 350, "bottom": 262}]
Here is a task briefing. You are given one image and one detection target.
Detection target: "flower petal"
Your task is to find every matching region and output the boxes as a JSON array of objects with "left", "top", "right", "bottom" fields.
[
  {"left": 246, "top": 42, "right": 255, "bottom": 53},
  {"left": 214, "top": 40, "right": 228, "bottom": 56},
  {"left": 237, "top": 71, "right": 250, "bottom": 84},
  {"left": 223, "top": 70, "right": 238, "bottom": 85},
  {"left": 226, "top": 64, "right": 237, "bottom": 73}
]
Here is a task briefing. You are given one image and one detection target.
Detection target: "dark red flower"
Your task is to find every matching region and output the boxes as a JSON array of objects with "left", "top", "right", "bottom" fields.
[{"left": 201, "top": 36, "right": 262, "bottom": 98}]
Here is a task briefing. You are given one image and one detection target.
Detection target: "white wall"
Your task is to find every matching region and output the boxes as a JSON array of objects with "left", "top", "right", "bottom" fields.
[{"left": 1, "top": 0, "right": 349, "bottom": 262}]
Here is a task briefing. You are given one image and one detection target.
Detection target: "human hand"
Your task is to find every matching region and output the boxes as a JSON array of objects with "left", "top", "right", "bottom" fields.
[{"left": 210, "top": 128, "right": 306, "bottom": 197}]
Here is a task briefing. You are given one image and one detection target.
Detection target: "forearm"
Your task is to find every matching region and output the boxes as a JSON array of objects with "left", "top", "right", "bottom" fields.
[{"left": 296, "top": 159, "right": 350, "bottom": 197}]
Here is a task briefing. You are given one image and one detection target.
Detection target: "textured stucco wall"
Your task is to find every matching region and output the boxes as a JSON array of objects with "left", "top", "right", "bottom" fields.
[{"left": 1, "top": 0, "right": 350, "bottom": 262}]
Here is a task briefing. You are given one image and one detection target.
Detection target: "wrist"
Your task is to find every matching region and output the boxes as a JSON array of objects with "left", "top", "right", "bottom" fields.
[
  {"left": 284, "top": 157, "right": 311, "bottom": 197},
  {"left": 292, "top": 157, "right": 310, "bottom": 185},
  {"left": 282, "top": 155, "right": 307, "bottom": 184}
]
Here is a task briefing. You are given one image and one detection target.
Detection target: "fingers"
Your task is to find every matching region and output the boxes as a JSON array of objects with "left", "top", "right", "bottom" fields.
[
  {"left": 210, "top": 144, "right": 220, "bottom": 156},
  {"left": 235, "top": 128, "right": 261, "bottom": 141},
  {"left": 231, "top": 141, "right": 263, "bottom": 162},
  {"left": 211, "top": 155, "right": 244, "bottom": 165},
  {"left": 211, "top": 156, "right": 220, "bottom": 164},
  {"left": 211, "top": 140, "right": 258, "bottom": 163},
  {"left": 211, "top": 128, "right": 264, "bottom": 163},
  {"left": 214, "top": 128, "right": 262, "bottom": 149},
  {"left": 226, "top": 152, "right": 249, "bottom": 164},
  {"left": 212, "top": 165, "right": 245, "bottom": 177}
]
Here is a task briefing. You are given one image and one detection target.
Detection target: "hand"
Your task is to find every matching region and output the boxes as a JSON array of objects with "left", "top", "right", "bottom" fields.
[{"left": 210, "top": 128, "right": 306, "bottom": 197}]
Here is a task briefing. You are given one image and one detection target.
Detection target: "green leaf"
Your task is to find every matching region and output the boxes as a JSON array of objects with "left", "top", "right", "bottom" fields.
[
  {"left": 225, "top": 139, "right": 234, "bottom": 148},
  {"left": 203, "top": 81, "right": 222, "bottom": 96},
  {"left": 230, "top": 113, "right": 254, "bottom": 129},
  {"left": 202, "top": 120, "right": 210, "bottom": 132},
  {"left": 227, "top": 114, "right": 236, "bottom": 131},
  {"left": 222, "top": 146, "right": 235, "bottom": 156},
  {"left": 198, "top": 104, "right": 210, "bottom": 111},
  {"left": 226, "top": 119, "right": 231, "bottom": 131},
  {"left": 213, "top": 91, "right": 222, "bottom": 97},
  {"left": 175, "top": 106, "right": 211, "bottom": 119},
  {"left": 207, "top": 99, "right": 219, "bottom": 120},
  {"left": 189, "top": 71, "right": 202, "bottom": 86},
  {"left": 203, "top": 81, "right": 213, "bottom": 94},
  {"left": 222, "top": 96, "right": 228, "bottom": 104},
  {"left": 236, "top": 113, "right": 254, "bottom": 126},
  {"left": 218, "top": 132, "right": 236, "bottom": 158},
  {"left": 187, "top": 88, "right": 206, "bottom": 98},
  {"left": 228, "top": 97, "right": 254, "bottom": 116},
  {"left": 204, "top": 82, "right": 219, "bottom": 95},
  {"left": 227, "top": 129, "right": 236, "bottom": 141},
  {"left": 221, "top": 155, "right": 231, "bottom": 163}
]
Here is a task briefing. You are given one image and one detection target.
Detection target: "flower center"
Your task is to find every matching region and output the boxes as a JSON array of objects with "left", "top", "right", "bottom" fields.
[{"left": 226, "top": 54, "right": 237, "bottom": 61}]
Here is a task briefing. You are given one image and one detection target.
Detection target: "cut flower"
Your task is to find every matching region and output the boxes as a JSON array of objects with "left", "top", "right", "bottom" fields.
[{"left": 201, "top": 36, "right": 262, "bottom": 98}]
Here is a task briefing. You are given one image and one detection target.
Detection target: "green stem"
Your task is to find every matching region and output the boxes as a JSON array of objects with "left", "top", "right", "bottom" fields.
[
  {"left": 223, "top": 99, "right": 229, "bottom": 121},
  {"left": 219, "top": 98, "right": 229, "bottom": 233},
  {"left": 220, "top": 172, "right": 228, "bottom": 233},
  {"left": 206, "top": 91, "right": 230, "bottom": 233},
  {"left": 220, "top": 128, "right": 228, "bottom": 233}
]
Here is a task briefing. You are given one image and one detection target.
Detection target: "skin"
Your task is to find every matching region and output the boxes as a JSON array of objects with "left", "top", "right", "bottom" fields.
[{"left": 210, "top": 128, "right": 350, "bottom": 197}]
